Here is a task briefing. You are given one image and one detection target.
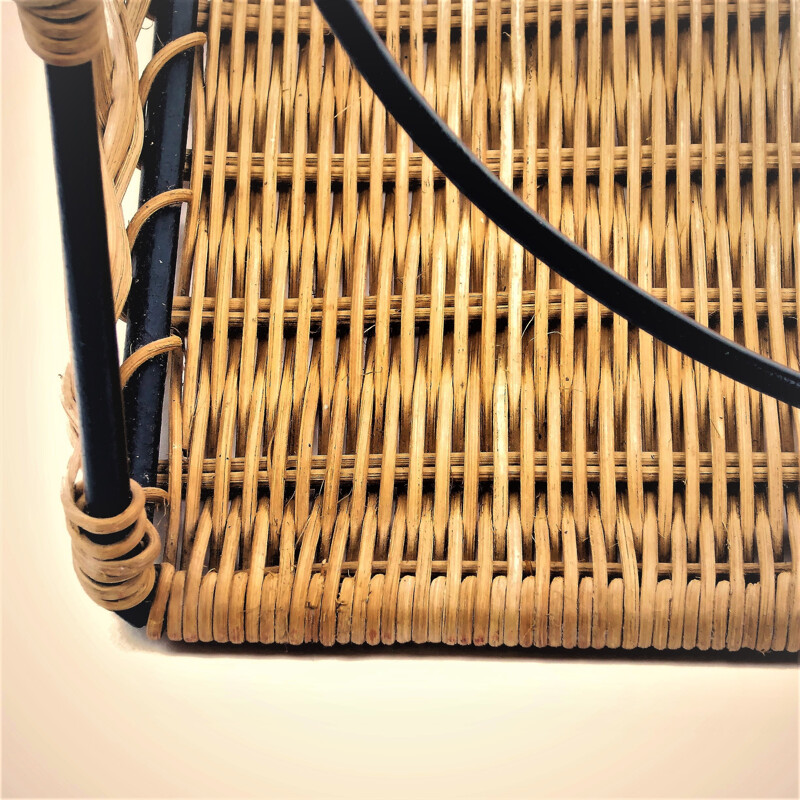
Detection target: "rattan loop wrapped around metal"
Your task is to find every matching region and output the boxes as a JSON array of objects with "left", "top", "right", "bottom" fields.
[
  {"left": 62, "top": 479, "right": 161, "bottom": 609},
  {"left": 14, "top": 0, "right": 107, "bottom": 67}
]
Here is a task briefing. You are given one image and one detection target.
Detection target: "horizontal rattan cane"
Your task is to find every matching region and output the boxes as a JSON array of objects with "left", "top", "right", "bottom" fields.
[{"left": 24, "top": 0, "right": 800, "bottom": 651}]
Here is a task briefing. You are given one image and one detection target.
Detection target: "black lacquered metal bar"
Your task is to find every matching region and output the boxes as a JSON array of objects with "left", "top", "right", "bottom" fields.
[
  {"left": 46, "top": 64, "right": 152, "bottom": 627},
  {"left": 46, "top": 64, "right": 131, "bottom": 521},
  {"left": 123, "top": 0, "right": 197, "bottom": 489},
  {"left": 314, "top": 0, "right": 800, "bottom": 408}
]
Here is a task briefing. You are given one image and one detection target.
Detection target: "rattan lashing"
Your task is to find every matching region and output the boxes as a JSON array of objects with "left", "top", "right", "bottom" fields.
[{"left": 19, "top": 0, "right": 800, "bottom": 651}]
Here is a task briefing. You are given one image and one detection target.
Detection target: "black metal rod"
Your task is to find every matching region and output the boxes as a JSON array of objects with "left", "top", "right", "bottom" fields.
[
  {"left": 123, "top": 0, "right": 197, "bottom": 489},
  {"left": 47, "top": 64, "right": 153, "bottom": 627},
  {"left": 46, "top": 63, "right": 131, "bottom": 520},
  {"left": 314, "top": 0, "right": 800, "bottom": 408},
  {"left": 46, "top": 0, "right": 196, "bottom": 626}
]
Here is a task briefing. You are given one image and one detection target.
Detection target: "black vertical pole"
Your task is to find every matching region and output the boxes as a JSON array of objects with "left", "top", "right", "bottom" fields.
[
  {"left": 45, "top": 0, "right": 197, "bottom": 626},
  {"left": 47, "top": 64, "right": 132, "bottom": 522},
  {"left": 123, "top": 0, "right": 198, "bottom": 490},
  {"left": 46, "top": 64, "right": 152, "bottom": 626}
]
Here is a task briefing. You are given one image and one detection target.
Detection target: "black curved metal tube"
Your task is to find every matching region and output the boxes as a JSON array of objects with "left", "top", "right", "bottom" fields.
[{"left": 313, "top": 0, "right": 800, "bottom": 409}]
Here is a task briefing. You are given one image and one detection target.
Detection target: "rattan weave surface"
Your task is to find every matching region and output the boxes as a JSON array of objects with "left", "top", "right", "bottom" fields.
[
  {"left": 24, "top": 0, "right": 800, "bottom": 651},
  {"left": 139, "top": 0, "right": 800, "bottom": 651}
]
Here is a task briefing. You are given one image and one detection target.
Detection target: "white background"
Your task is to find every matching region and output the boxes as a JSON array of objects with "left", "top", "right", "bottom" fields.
[{"left": 2, "top": 4, "right": 798, "bottom": 797}]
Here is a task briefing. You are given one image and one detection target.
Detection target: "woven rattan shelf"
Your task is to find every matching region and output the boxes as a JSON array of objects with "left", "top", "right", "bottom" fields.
[{"left": 19, "top": 0, "right": 800, "bottom": 652}]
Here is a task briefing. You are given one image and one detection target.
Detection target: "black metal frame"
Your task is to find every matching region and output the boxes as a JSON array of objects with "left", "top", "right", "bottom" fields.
[
  {"left": 45, "top": 0, "right": 196, "bottom": 626},
  {"left": 124, "top": 0, "right": 198, "bottom": 491},
  {"left": 47, "top": 62, "right": 132, "bottom": 523}
]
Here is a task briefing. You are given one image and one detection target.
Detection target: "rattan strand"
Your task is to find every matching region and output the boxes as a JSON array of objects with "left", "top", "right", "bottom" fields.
[{"left": 21, "top": 0, "right": 800, "bottom": 647}]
